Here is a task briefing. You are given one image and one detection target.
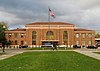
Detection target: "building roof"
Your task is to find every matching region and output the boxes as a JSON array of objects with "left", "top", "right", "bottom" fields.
[
  {"left": 74, "top": 28, "right": 94, "bottom": 31},
  {"left": 26, "top": 22, "right": 74, "bottom": 25},
  {"left": 9, "top": 28, "right": 26, "bottom": 31}
]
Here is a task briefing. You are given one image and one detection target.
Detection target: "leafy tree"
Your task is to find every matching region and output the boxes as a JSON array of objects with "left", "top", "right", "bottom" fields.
[
  {"left": 0, "top": 22, "right": 8, "bottom": 41},
  {"left": 0, "top": 22, "right": 8, "bottom": 52},
  {"left": 95, "top": 32, "right": 100, "bottom": 38}
]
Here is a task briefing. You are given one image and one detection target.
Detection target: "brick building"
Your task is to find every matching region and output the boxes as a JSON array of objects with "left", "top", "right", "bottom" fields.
[{"left": 4, "top": 22, "right": 95, "bottom": 48}]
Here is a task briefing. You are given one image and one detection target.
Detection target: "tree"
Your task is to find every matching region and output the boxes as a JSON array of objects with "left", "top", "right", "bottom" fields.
[
  {"left": 0, "top": 22, "right": 8, "bottom": 52},
  {"left": 95, "top": 32, "right": 100, "bottom": 38}
]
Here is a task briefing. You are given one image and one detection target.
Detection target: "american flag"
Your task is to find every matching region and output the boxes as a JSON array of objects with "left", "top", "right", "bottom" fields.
[{"left": 49, "top": 8, "right": 55, "bottom": 18}]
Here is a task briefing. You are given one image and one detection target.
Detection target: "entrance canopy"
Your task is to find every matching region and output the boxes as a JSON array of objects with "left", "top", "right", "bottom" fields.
[
  {"left": 41, "top": 40, "right": 59, "bottom": 45},
  {"left": 41, "top": 40, "right": 59, "bottom": 42}
]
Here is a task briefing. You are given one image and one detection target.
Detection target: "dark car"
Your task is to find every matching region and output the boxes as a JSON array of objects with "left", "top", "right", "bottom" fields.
[
  {"left": 19, "top": 45, "right": 28, "bottom": 48},
  {"left": 86, "top": 45, "right": 98, "bottom": 49},
  {"left": 73, "top": 45, "right": 81, "bottom": 48},
  {"left": 96, "top": 43, "right": 100, "bottom": 47}
]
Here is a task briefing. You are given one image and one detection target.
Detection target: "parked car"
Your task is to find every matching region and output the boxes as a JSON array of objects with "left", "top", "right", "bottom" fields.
[
  {"left": 73, "top": 45, "right": 81, "bottom": 48},
  {"left": 86, "top": 45, "right": 98, "bottom": 49},
  {"left": 96, "top": 43, "right": 100, "bottom": 47},
  {"left": 19, "top": 45, "right": 28, "bottom": 48}
]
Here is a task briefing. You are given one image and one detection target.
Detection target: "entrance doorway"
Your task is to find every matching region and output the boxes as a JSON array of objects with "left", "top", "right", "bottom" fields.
[{"left": 41, "top": 40, "right": 58, "bottom": 47}]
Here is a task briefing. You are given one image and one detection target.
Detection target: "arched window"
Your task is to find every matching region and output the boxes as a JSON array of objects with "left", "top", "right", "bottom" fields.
[
  {"left": 63, "top": 31, "right": 68, "bottom": 45},
  {"left": 46, "top": 31, "right": 54, "bottom": 40},
  {"left": 32, "top": 31, "right": 36, "bottom": 45}
]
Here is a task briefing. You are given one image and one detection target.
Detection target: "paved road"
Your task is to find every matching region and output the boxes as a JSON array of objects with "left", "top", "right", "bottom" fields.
[{"left": 0, "top": 48, "right": 100, "bottom": 60}]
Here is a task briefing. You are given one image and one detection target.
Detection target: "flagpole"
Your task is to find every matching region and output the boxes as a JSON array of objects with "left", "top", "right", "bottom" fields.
[
  {"left": 48, "top": 7, "right": 55, "bottom": 45},
  {"left": 48, "top": 7, "right": 50, "bottom": 43},
  {"left": 48, "top": 7, "right": 50, "bottom": 22}
]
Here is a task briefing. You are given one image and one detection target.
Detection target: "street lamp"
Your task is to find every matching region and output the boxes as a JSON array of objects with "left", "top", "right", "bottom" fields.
[{"left": 3, "top": 25, "right": 6, "bottom": 52}]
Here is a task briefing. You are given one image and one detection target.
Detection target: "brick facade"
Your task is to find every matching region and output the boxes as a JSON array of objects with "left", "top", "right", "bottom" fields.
[{"left": 4, "top": 22, "right": 95, "bottom": 48}]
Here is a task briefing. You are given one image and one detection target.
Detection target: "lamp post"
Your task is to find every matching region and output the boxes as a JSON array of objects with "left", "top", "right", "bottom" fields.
[{"left": 3, "top": 25, "right": 6, "bottom": 52}]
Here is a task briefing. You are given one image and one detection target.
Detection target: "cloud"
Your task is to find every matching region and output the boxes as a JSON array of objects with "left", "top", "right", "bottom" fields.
[{"left": 0, "top": 0, "right": 100, "bottom": 30}]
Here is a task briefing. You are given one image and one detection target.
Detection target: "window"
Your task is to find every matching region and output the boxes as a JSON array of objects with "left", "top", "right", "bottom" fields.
[
  {"left": 82, "top": 34, "right": 85, "bottom": 38},
  {"left": 63, "top": 31, "right": 68, "bottom": 45},
  {"left": 15, "top": 40, "right": 17, "bottom": 45},
  {"left": 21, "top": 41, "right": 24, "bottom": 45},
  {"left": 76, "top": 41, "right": 79, "bottom": 46},
  {"left": 14, "top": 33, "right": 18, "bottom": 38},
  {"left": 82, "top": 41, "right": 85, "bottom": 46},
  {"left": 89, "top": 41, "right": 92, "bottom": 45},
  {"left": 46, "top": 31, "right": 54, "bottom": 40},
  {"left": 88, "top": 33, "right": 92, "bottom": 38},
  {"left": 8, "top": 33, "right": 12, "bottom": 38},
  {"left": 21, "top": 33, "right": 24, "bottom": 38},
  {"left": 32, "top": 31, "right": 36, "bottom": 45},
  {"left": 76, "top": 34, "right": 79, "bottom": 38}
]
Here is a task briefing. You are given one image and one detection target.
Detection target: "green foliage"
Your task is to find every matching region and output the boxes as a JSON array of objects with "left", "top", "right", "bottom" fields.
[
  {"left": 0, "top": 51, "right": 100, "bottom": 71},
  {"left": 0, "top": 22, "right": 8, "bottom": 45},
  {"left": 95, "top": 32, "right": 100, "bottom": 38}
]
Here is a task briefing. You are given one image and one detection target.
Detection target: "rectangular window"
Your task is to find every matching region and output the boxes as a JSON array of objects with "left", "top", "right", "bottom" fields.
[
  {"left": 14, "top": 33, "right": 18, "bottom": 38},
  {"left": 76, "top": 41, "right": 79, "bottom": 46},
  {"left": 76, "top": 34, "right": 79, "bottom": 38},
  {"left": 21, "top": 41, "right": 24, "bottom": 45},
  {"left": 89, "top": 41, "right": 92, "bottom": 45},
  {"left": 82, "top": 34, "right": 85, "bottom": 38},
  {"left": 32, "top": 41, "right": 36, "bottom": 45},
  {"left": 88, "top": 33, "right": 92, "bottom": 38},
  {"left": 82, "top": 41, "right": 85, "bottom": 46}
]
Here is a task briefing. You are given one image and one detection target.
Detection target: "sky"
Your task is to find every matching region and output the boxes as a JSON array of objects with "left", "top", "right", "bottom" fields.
[{"left": 0, "top": 0, "right": 100, "bottom": 30}]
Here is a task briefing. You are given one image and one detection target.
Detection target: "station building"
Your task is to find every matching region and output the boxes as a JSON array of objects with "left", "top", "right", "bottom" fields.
[{"left": 4, "top": 22, "right": 95, "bottom": 48}]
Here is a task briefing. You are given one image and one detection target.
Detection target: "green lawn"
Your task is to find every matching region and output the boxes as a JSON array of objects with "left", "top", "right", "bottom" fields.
[
  {"left": 0, "top": 51, "right": 100, "bottom": 71},
  {"left": 0, "top": 52, "right": 6, "bottom": 55},
  {"left": 94, "top": 52, "right": 100, "bottom": 54}
]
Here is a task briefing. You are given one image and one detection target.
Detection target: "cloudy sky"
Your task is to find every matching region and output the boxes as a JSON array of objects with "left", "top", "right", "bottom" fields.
[{"left": 0, "top": 0, "right": 100, "bottom": 30}]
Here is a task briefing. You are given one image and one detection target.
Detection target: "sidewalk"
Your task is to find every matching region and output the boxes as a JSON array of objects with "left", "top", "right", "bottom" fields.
[
  {"left": 75, "top": 48, "right": 100, "bottom": 60},
  {"left": 0, "top": 49, "right": 26, "bottom": 60}
]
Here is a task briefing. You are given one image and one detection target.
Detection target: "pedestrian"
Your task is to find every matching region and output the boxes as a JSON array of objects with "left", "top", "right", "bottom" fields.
[
  {"left": 52, "top": 44, "right": 55, "bottom": 50},
  {"left": 53, "top": 43, "right": 57, "bottom": 50}
]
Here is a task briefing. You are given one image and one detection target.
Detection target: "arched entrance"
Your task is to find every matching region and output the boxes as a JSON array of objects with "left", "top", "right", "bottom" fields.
[
  {"left": 46, "top": 31, "right": 54, "bottom": 40},
  {"left": 41, "top": 31, "right": 58, "bottom": 47}
]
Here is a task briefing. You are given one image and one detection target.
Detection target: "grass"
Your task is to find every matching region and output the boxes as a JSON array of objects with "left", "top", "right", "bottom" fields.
[
  {"left": 94, "top": 52, "right": 100, "bottom": 54},
  {"left": 0, "top": 51, "right": 100, "bottom": 71},
  {"left": 0, "top": 52, "right": 6, "bottom": 55}
]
